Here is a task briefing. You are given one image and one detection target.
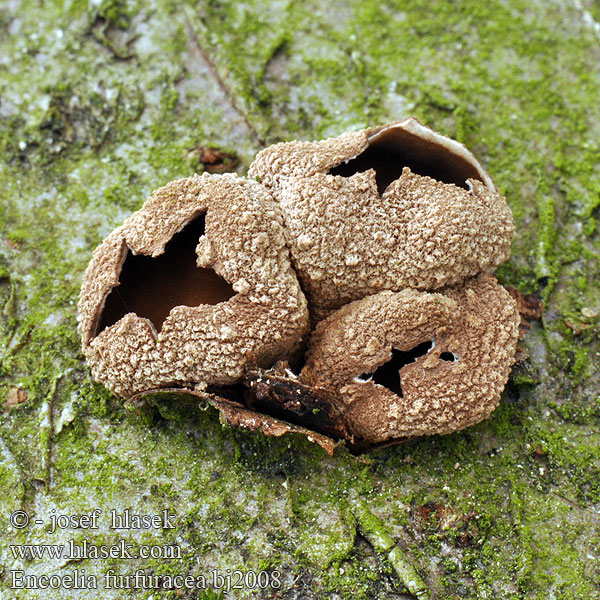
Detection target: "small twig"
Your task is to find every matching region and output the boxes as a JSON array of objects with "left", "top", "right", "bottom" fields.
[
  {"left": 183, "top": 7, "right": 266, "bottom": 148},
  {"left": 40, "top": 371, "right": 72, "bottom": 492},
  {"left": 351, "top": 497, "right": 430, "bottom": 599}
]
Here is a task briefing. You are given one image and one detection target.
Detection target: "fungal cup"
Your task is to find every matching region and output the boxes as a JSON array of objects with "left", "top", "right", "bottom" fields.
[{"left": 79, "top": 119, "right": 523, "bottom": 452}]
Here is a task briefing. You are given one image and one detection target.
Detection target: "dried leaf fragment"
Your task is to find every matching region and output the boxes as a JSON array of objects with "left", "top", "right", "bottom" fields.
[{"left": 5, "top": 387, "right": 27, "bottom": 408}]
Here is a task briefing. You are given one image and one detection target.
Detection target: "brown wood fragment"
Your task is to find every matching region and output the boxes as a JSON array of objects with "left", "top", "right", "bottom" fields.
[
  {"left": 5, "top": 387, "right": 27, "bottom": 408},
  {"left": 186, "top": 145, "right": 239, "bottom": 173},
  {"left": 244, "top": 361, "right": 351, "bottom": 442},
  {"left": 504, "top": 285, "right": 543, "bottom": 320},
  {"left": 504, "top": 285, "right": 543, "bottom": 363},
  {"left": 129, "top": 387, "right": 341, "bottom": 455}
]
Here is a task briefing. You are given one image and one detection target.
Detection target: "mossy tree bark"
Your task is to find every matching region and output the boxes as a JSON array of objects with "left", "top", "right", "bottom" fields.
[{"left": 1, "top": 1, "right": 599, "bottom": 598}]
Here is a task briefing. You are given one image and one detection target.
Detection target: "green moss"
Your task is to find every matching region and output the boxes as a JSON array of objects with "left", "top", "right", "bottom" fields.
[
  {"left": 96, "top": 0, "right": 134, "bottom": 30},
  {"left": 1, "top": 0, "right": 599, "bottom": 598}
]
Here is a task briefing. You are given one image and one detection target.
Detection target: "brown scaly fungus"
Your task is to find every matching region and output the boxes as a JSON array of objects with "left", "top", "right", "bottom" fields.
[
  {"left": 78, "top": 173, "right": 309, "bottom": 399},
  {"left": 79, "top": 119, "right": 528, "bottom": 453},
  {"left": 298, "top": 274, "right": 520, "bottom": 444},
  {"left": 249, "top": 117, "right": 515, "bottom": 322}
]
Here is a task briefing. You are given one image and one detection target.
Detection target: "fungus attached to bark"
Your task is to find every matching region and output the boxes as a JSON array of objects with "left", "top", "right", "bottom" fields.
[
  {"left": 79, "top": 118, "right": 525, "bottom": 453},
  {"left": 299, "top": 274, "right": 520, "bottom": 443},
  {"left": 78, "top": 173, "right": 309, "bottom": 399},
  {"left": 249, "top": 117, "right": 513, "bottom": 321}
]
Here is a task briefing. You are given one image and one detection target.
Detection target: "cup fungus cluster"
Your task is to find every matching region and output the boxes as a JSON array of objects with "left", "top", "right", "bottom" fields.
[{"left": 79, "top": 117, "right": 521, "bottom": 453}]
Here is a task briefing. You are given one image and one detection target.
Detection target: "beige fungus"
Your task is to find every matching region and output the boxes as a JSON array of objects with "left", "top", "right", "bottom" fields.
[
  {"left": 300, "top": 274, "right": 520, "bottom": 443},
  {"left": 249, "top": 117, "right": 515, "bottom": 321},
  {"left": 78, "top": 118, "right": 524, "bottom": 450},
  {"left": 78, "top": 173, "right": 310, "bottom": 399}
]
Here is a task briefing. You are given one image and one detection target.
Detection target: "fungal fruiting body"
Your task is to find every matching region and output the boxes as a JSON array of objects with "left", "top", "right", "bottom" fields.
[
  {"left": 249, "top": 117, "right": 514, "bottom": 321},
  {"left": 79, "top": 118, "right": 523, "bottom": 451},
  {"left": 78, "top": 173, "right": 309, "bottom": 398},
  {"left": 300, "top": 274, "right": 520, "bottom": 443}
]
